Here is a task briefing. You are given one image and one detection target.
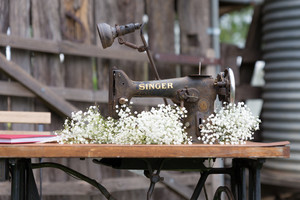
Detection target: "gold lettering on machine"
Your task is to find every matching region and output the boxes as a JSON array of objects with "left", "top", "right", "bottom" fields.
[{"left": 138, "top": 83, "right": 174, "bottom": 90}]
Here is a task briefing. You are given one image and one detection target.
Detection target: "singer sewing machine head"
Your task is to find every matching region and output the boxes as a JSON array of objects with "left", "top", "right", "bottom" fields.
[{"left": 97, "top": 22, "right": 235, "bottom": 142}]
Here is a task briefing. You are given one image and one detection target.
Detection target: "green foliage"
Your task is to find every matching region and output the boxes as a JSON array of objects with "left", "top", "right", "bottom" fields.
[{"left": 220, "top": 6, "right": 254, "bottom": 47}]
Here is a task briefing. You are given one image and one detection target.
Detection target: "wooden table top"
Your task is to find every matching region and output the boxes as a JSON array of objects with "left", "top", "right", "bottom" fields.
[{"left": 0, "top": 141, "right": 290, "bottom": 159}]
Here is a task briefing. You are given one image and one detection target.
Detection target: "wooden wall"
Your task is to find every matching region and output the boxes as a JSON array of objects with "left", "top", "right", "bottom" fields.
[{"left": 0, "top": 0, "right": 261, "bottom": 199}]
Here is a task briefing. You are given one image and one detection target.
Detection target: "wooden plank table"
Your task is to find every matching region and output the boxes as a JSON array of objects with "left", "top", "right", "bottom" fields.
[
  {"left": 0, "top": 141, "right": 289, "bottom": 158},
  {"left": 0, "top": 141, "right": 290, "bottom": 200}
]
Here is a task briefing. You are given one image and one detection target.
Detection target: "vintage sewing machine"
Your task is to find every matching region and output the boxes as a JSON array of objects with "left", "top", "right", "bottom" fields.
[{"left": 97, "top": 22, "right": 235, "bottom": 142}]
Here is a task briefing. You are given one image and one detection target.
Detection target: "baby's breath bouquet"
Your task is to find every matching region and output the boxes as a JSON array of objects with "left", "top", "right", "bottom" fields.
[
  {"left": 114, "top": 104, "right": 191, "bottom": 145},
  {"left": 56, "top": 103, "right": 192, "bottom": 145},
  {"left": 56, "top": 106, "right": 115, "bottom": 144},
  {"left": 198, "top": 102, "right": 261, "bottom": 145}
]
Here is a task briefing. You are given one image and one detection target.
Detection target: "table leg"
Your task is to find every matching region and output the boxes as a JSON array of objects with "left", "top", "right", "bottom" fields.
[
  {"left": 232, "top": 159, "right": 246, "bottom": 200},
  {"left": 238, "top": 167, "right": 246, "bottom": 200},
  {"left": 232, "top": 158, "right": 265, "bottom": 200},
  {"left": 10, "top": 159, "right": 40, "bottom": 200},
  {"left": 10, "top": 159, "right": 26, "bottom": 200},
  {"left": 0, "top": 159, "right": 9, "bottom": 181},
  {"left": 249, "top": 167, "right": 260, "bottom": 200},
  {"left": 248, "top": 159, "right": 264, "bottom": 200},
  {"left": 190, "top": 171, "right": 209, "bottom": 200}
]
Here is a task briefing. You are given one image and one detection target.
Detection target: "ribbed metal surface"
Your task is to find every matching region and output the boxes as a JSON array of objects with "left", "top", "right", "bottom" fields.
[{"left": 262, "top": 0, "right": 300, "bottom": 172}]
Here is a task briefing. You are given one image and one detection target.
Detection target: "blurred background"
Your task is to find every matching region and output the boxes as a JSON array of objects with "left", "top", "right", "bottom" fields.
[{"left": 0, "top": 0, "right": 299, "bottom": 199}]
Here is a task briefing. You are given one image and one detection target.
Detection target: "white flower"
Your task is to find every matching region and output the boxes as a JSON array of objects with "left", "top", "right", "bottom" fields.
[
  {"left": 112, "top": 104, "right": 191, "bottom": 145},
  {"left": 55, "top": 103, "right": 191, "bottom": 145},
  {"left": 198, "top": 102, "right": 261, "bottom": 145}
]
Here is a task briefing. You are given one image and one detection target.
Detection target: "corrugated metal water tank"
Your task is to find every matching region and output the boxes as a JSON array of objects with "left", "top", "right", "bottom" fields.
[{"left": 262, "top": 0, "right": 300, "bottom": 174}]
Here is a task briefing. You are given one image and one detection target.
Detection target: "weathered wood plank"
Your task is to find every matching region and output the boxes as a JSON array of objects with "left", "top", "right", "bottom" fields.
[
  {"left": 0, "top": 33, "right": 224, "bottom": 66},
  {"left": 0, "top": 80, "right": 106, "bottom": 102},
  {"left": 0, "top": 33, "right": 148, "bottom": 62},
  {"left": 31, "top": 0, "right": 64, "bottom": 88},
  {"left": 9, "top": 0, "right": 34, "bottom": 132},
  {"left": 0, "top": 80, "right": 35, "bottom": 98},
  {"left": 0, "top": 142, "right": 290, "bottom": 158},
  {"left": 0, "top": 80, "right": 170, "bottom": 106},
  {"left": 154, "top": 53, "right": 221, "bottom": 66},
  {"left": 94, "top": 0, "right": 118, "bottom": 93},
  {"left": 115, "top": 0, "right": 145, "bottom": 82},
  {"left": 0, "top": 53, "right": 78, "bottom": 118},
  {"left": 61, "top": 0, "right": 94, "bottom": 94},
  {"left": 0, "top": 1, "right": 8, "bottom": 35},
  {"left": 0, "top": 0, "right": 9, "bottom": 133},
  {"left": 0, "top": 78, "right": 262, "bottom": 104},
  {"left": 0, "top": 111, "right": 50, "bottom": 124},
  {"left": 146, "top": 0, "right": 176, "bottom": 79},
  {"left": 177, "top": 0, "right": 212, "bottom": 76}
]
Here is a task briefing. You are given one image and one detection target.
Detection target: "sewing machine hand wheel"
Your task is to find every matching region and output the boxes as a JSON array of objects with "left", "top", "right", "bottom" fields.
[
  {"left": 226, "top": 68, "right": 235, "bottom": 104},
  {"left": 217, "top": 68, "right": 235, "bottom": 104}
]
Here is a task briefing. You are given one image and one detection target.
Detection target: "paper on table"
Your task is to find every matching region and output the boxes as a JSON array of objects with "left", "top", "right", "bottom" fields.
[{"left": 0, "top": 134, "right": 58, "bottom": 144}]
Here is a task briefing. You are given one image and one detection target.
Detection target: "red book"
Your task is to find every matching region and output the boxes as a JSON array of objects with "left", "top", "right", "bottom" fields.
[{"left": 0, "top": 134, "right": 57, "bottom": 144}]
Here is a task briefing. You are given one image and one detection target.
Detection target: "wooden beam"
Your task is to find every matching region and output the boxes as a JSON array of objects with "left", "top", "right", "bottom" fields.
[
  {"left": 0, "top": 33, "right": 221, "bottom": 66},
  {"left": 0, "top": 80, "right": 165, "bottom": 106},
  {"left": 0, "top": 53, "right": 78, "bottom": 118},
  {"left": 0, "top": 111, "right": 50, "bottom": 124},
  {"left": 0, "top": 80, "right": 263, "bottom": 106},
  {"left": 0, "top": 80, "right": 262, "bottom": 107},
  {"left": 236, "top": 85, "right": 262, "bottom": 101},
  {"left": 241, "top": 48, "right": 262, "bottom": 63},
  {"left": 219, "top": 5, "right": 245, "bottom": 16},
  {"left": 0, "top": 33, "right": 147, "bottom": 62},
  {"left": 0, "top": 80, "right": 107, "bottom": 102},
  {"left": 154, "top": 53, "right": 221, "bottom": 66}
]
